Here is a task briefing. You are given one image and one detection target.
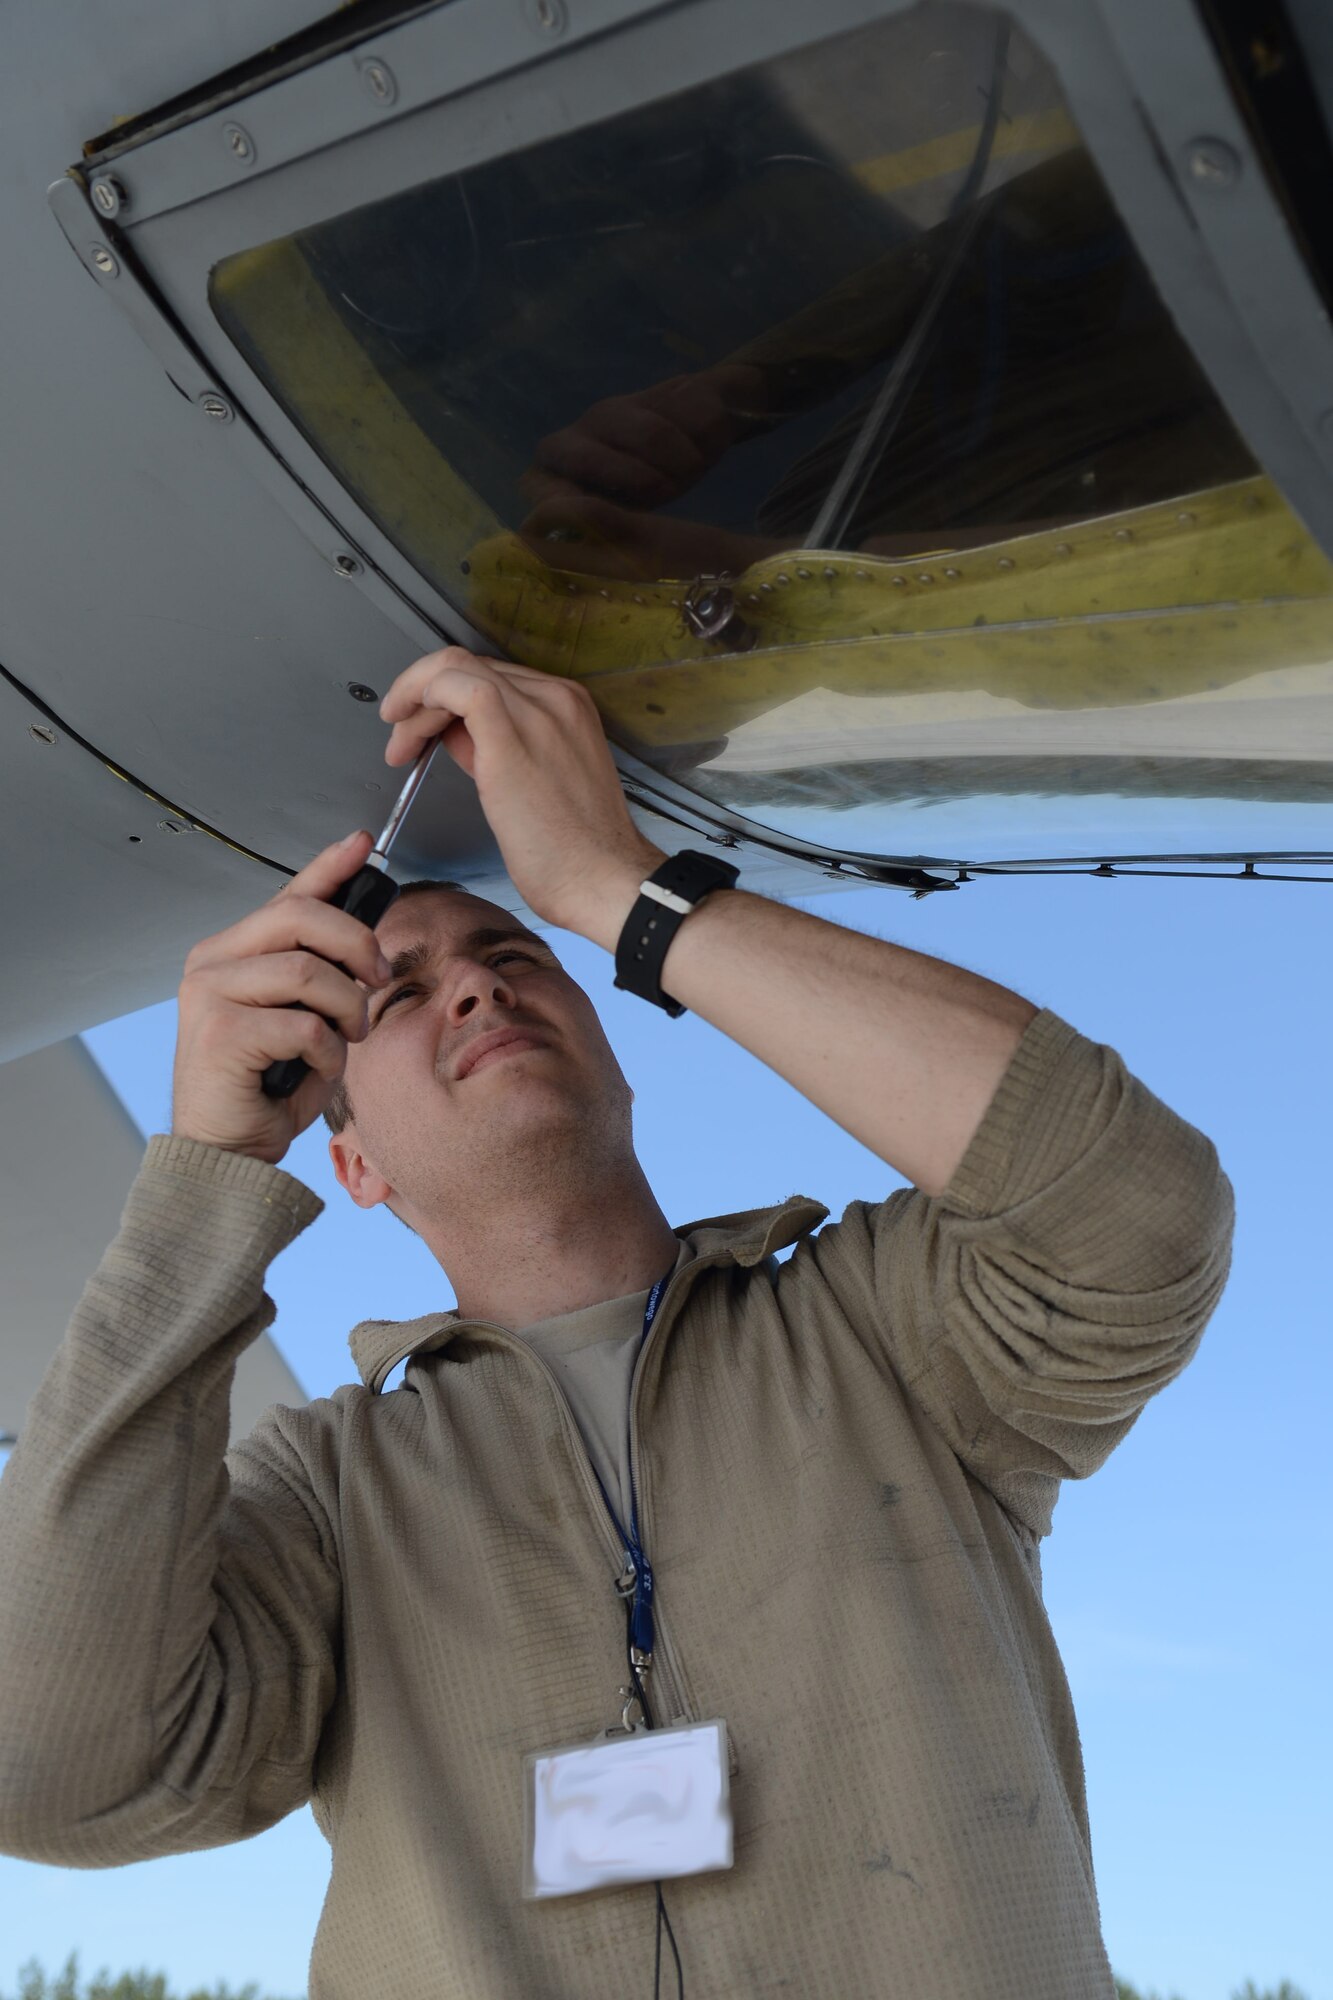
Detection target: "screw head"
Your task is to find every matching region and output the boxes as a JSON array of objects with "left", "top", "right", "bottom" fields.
[
  {"left": 1184, "top": 136, "right": 1241, "bottom": 188},
  {"left": 347, "top": 682, "right": 378, "bottom": 703},
  {"left": 198, "top": 392, "right": 233, "bottom": 422},
  {"left": 333, "top": 553, "right": 362, "bottom": 578},
  {"left": 223, "top": 122, "right": 256, "bottom": 164},
  {"left": 357, "top": 55, "right": 398, "bottom": 105},
  {"left": 90, "top": 175, "right": 125, "bottom": 216},
  {"left": 28, "top": 724, "right": 58, "bottom": 746},
  {"left": 90, "top": 245, "right": 119, "bottom": 277},
  {"left": 157, "top": 818, "right": 188, "bottom": 835}
]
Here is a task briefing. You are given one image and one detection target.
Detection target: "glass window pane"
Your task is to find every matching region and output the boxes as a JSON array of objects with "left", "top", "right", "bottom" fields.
[{"left": 211, "top": 0, "right": 1333, "bottom": 864}]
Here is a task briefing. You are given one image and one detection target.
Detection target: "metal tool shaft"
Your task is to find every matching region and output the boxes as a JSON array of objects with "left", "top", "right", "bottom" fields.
[{"left": 370, "top": 738, "right": 442, "bottom": 867}]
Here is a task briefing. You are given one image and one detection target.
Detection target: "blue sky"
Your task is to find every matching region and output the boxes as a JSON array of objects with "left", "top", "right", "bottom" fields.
[{"left": 2, "top": 869, "right": 1329, "bottom": 2000}]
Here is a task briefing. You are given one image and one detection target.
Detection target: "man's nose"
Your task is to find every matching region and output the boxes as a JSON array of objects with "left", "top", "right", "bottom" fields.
[{"left": 448, "top": 960, "right": 518, "bottom": 1021}]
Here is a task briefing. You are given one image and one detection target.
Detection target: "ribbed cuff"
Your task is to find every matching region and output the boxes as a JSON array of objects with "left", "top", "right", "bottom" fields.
[{"left": 139, "top": 1132, "right": 323, "bottom": 1248}]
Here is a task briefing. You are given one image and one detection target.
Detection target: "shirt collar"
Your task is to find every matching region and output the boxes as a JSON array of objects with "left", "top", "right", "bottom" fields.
[{"left": 347, "top": 1193, "right": 828, "bottom": 1392}]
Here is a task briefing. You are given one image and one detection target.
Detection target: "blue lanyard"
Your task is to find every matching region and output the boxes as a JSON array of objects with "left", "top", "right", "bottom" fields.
[{"left": 592, "top": 1267, "right": 673, "bottom": 1668}]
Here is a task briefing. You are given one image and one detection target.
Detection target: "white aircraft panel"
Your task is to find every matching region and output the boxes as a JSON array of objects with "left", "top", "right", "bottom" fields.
[{"left": 0, "top": 1038, "right": 307, "bottom": 1451}]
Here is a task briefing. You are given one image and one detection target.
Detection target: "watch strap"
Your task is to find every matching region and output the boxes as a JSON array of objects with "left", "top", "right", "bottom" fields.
[{"left": 614, "top": 849, "right": 740, "bottom": 1016}]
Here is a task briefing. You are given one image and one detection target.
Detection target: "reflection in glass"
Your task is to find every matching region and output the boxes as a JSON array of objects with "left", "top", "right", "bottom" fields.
[{"left": 211, "top": 1, "right": 1333, "bottom": 866}]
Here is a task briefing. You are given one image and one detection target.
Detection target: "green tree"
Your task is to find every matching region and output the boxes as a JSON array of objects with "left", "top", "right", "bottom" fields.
[
  {"left": 1113, "top": 1979, "right": 1313, "bottom": 2000},
  {"left": 4, "top": 1958, "right": 298, "bottom": 2000}
]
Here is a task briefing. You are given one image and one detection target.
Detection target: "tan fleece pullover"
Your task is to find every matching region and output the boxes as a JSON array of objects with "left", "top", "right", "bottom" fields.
[{"left": 0, "top": 1011, "right": 1234, "bottom": 1999}]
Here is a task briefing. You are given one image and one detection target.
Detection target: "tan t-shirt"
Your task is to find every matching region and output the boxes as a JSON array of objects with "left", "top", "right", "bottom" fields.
[{"left": 515, "top": 1237, "right": 694, "bottom": 1525}]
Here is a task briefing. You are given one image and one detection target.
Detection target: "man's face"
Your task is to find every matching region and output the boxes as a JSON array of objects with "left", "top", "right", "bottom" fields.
[{"left": 328, "top": 888, "right": 633, "bottom": 1222}]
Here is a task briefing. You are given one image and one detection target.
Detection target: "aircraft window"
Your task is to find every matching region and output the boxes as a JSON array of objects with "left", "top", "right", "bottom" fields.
[{"left": 211, "top": 2, "right": 1333, "bottom": 864}]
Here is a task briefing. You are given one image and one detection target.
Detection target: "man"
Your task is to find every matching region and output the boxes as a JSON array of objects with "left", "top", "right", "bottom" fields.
[{"left": 0, "top": 648, "right": 1233, "bottom": 2000}]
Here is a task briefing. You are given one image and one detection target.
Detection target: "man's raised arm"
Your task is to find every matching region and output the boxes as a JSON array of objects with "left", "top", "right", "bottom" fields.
[
  {"left": 378, "top": 647, "right": 1036, "bottom": 1192},
  {"left": 0, "top": 833, "right": 389, "bottom": 1863}
]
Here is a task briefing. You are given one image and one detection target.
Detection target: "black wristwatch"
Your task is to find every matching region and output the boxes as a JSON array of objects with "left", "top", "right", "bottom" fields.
[{"left": 613, "top": 849, "right": 740, "bottom": 1017}]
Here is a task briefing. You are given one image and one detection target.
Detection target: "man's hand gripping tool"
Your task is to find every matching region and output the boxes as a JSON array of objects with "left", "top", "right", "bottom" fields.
[{"left": 261, "top": 740, "right": 441, "bottom": 1100}]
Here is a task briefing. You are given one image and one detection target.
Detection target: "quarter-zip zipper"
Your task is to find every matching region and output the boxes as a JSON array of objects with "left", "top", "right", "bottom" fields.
[
  {"left": 442, "top": 1281, "right": 702, "bottom": 1730},
  {"left": 625, "top": 1273, "right": 706, "bottom": 1731}
]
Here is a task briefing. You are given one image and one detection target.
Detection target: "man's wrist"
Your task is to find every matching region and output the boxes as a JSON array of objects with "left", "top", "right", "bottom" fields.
[{"left": 569, "top": 842, "right": 668, "bottom": 954}]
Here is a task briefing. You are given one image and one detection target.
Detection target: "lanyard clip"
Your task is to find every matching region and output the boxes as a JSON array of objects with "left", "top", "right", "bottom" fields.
[{"left": 614, "top": 1684, "right": 648, "bottom": 1734}]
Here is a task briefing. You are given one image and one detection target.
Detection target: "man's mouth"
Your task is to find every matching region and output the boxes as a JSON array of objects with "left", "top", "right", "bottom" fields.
[{"left": 454, "top": 1028, "right": 548, "bottom": 1081}]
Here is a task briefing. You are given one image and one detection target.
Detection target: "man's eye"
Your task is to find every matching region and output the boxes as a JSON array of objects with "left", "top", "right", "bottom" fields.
[
  {"left": 375, "top": 982, "right": 419, "bottom": 1020},
  {"left": 491, "top": 950, "right": 536, "bottom": 969}
]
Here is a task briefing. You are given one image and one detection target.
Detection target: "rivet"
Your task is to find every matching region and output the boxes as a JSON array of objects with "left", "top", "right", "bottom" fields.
[
  {"left": 157, "top": 818, "right": 188, "bottom": 835},
  {"left": 1244, "top": 492, "right": 1262, "bottom": 509},
  {"left": 1184, "top": 136, "right": 1241, "bottom": 188},
  {"left": 90, "top": 244, "right": 119, "bottom": 277},
  {"left": 795, "top": 567, "right": 812, "bottom": 580},
  {"left": 776, "top": 573, "right": 790, "bottom": 586},
  {"left": 1055, "top": 542, "right": 1072, "bottom": 556},
  {"left": 1176, "top": 511, "right": 1196, "bottom": 525},
  {"left": 944, "top": 566, "right": 960, "bottom": 578},
  {"left": 760, "top": 582, "right": 773, "bottom": 593},
  {"left": 363, "top": 781, "right": 382, "bottom": 791},
  {"left": 823, "top": 565, "right": 837, "bottom": 579},
  {"left": 747, "top": 592, "right": 760, "bottom": 604},
  {"left": 997, "top": 556, "right": 1014, "bottom": 570},
  {"left": 357, "top": 55, "right": 398, "bottom": 105},
  {"left": 28, "top": 724, "right": 58, "bottom": 746},
  {"left": 854, "top": 568, "right": 869, "bottom": 580},
  {"left": 90, "top": 175, "right": 126, "bottom": 217},
  {"left": 1114, "top": 528, "right": 1133, "bottom": 541},
  {"left": 223, "top": 122, "right": 256, "bottom": 165},
  {"left": 891, "top": 575, "right": 906, "bottom": 588},
  {"left": 347, "top": 682, "right": 378, "bottom": 702},
  {"left": 599, "top": 588, "right": 611, "bottom": 599},
  {"left": 333, "top": 552, "right": 361, "bottom": 577},
  {"left": 198, "top": 392, "right": 233, "bottom": 422},
  {"left": 917, "top": 572, "right": 934, "bottom": 585}
]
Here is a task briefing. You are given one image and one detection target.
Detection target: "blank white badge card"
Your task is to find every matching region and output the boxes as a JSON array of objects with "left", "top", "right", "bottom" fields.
[{"left": 524, "top": 1718, "right": 733, "bottom": 1899}]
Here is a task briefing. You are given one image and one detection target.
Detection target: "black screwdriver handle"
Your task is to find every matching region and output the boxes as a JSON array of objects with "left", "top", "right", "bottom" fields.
[{"left": 260, "top": 863, "right": 401, "bottom": 1100}]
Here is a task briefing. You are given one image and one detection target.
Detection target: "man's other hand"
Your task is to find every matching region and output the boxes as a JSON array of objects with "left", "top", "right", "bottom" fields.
[
  {"left": 170, "top": 832, "right": 393, "bottom": 1166},
  {"left": 380, "top": 649, "right": 663, "bottom": 940},
  {"left": 520, "top": 365, "right": 766, "bottom": 514}
]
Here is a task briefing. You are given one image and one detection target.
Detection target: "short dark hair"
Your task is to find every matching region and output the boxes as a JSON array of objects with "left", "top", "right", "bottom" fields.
[{"left": 321, "top": 878, "right": 468, "bottom": 1138}]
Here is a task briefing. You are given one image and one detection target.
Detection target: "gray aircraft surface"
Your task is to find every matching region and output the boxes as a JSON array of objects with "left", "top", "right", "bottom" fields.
[{"left": 4, "top": 0, "right": 1333, "bottom": 1446}]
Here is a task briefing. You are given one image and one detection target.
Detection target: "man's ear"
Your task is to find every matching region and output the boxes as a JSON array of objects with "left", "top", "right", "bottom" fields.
[{"left": 328, "top": 1129, "right": 396, "bottom": 1212}]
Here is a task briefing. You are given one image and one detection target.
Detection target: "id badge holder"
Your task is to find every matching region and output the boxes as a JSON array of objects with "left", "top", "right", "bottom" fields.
[{"left": 523, "top": 1708, "right": 733, "bottom": 1900}]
